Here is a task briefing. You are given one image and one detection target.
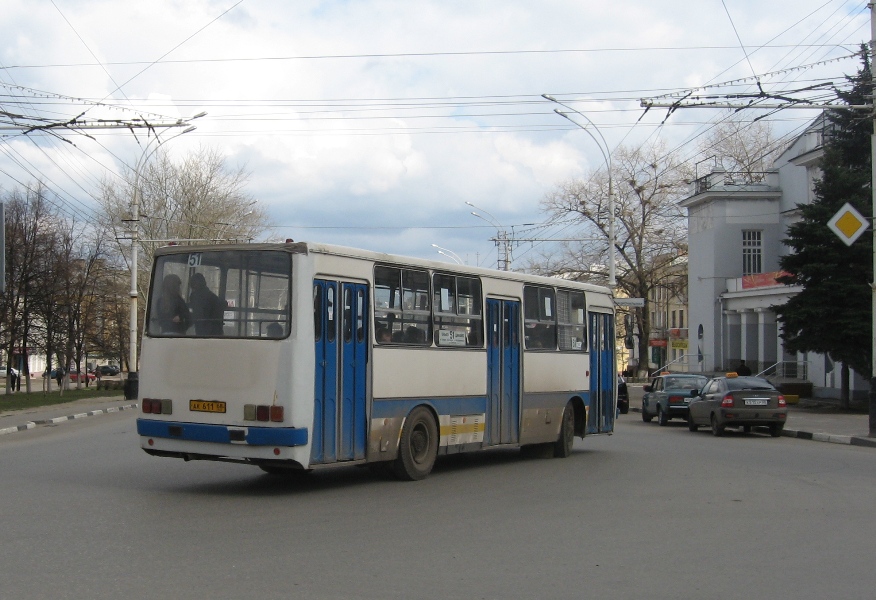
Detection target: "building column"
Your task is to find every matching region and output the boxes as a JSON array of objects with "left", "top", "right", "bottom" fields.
[
  {"left": 724, "top": 310, "right": 741, "bottom": 371},
  {"left": 740, "top": 309, "right": 758, "bottom": 369},
  {"left": 756, "top": 308, "right": 778, "bottom": 374}
]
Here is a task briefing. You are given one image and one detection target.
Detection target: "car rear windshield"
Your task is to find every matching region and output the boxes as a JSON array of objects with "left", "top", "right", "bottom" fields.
[
  {"left": 726, "top": 377, "right": 775, "bottom": 391},
  {"left": 665, "top": 376, "right": 708, "bottom": 390}
]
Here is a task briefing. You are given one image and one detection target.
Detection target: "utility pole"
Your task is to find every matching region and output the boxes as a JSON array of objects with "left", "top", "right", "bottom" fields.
[{"left": 869, "top": 2, "right": 876, "bottom": 436}]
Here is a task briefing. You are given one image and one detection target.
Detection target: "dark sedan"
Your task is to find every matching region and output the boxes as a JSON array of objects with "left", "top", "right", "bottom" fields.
[
  {"left": 641, "top": 373, "right": 709, "bottom": 425},
  {"left": 687, "top": 374, "right": 787, "bottom": 437}
]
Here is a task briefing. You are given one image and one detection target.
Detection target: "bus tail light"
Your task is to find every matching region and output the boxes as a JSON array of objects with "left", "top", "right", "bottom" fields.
[
  {"left": 142, "top": 398, "right": 172, "bottom": 414},
  {"left": 245, "top": 404, "right": 285, "bottom": 423},
  {"left": 721, "top": 394, "right": 734, "bottom": 408}
]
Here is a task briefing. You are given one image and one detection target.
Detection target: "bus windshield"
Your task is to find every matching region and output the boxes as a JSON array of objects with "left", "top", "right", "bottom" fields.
[{"left": 146, "top": 250, "right": 291, "bottom": 339}]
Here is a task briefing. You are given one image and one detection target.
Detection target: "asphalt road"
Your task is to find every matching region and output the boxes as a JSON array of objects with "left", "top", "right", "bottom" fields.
[{"left": 1, "top": 410, "right": 874, "bottom": 599}]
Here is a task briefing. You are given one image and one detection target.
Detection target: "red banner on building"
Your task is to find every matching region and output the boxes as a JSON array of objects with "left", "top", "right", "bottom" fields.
[{"left": 741, "top": 271, "right": 791, "bottom": 289}]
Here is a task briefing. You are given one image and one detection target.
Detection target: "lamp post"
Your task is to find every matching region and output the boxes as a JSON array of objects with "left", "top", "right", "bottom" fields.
[
  {"left": 125, "top": 115, "right": 204, "bottom": 400},
  {"left": 542, "top": 94, "right": 616, "bottom": 287},
  {"left": 465, "top": 201, "right": 511, "bottom": 271},
  {"left": 431, "top": 244, "right": 463, "bottom": 265}
]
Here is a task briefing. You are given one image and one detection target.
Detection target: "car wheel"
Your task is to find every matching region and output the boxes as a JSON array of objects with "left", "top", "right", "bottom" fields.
[
  {"left": 642, "top": 403, "right": 653, "bottom": 423},
  {"left": 769, "top": 423, "right": 784, "bottom": 438},
  {"left": 553, "top": 402, "right": 576, "bottom": 458},
  {"left": 392, "top": 406, "right": 439, "bottom": 481},
  {"left": 687, "top": 413, "right": 698, "bottom": 432},
  {"left": 657, "top": 406, "right": 668, "bottom": 426},
  {"left": 710, "top": 414, "right": 724, "bottom": 437}
]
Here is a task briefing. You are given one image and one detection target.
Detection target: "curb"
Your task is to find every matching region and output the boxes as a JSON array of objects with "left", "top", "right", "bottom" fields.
[
  {"left": 0, "top": 403, "right": 139, "bottom": 437},
  {"left": 629, "top": 406, "right": 875, "bottom": 448},
  {"left": 781, "top": 427, "right": 876, "bottom": 448}
]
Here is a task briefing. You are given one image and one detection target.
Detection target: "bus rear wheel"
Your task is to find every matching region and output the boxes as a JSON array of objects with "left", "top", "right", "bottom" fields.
[
  {"left": 553, "top": 401, "right": 575, "bottom": 458},
  {"left": 393, "top": 406, "right": 438, "bottom": 481}
]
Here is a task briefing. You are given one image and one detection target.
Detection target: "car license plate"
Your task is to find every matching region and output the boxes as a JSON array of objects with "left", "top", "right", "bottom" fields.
[
  {"left": 744, "top": 399, "right": 768, "bottom": 406},
  {"left": 190, "top": 400, "right": 227, "bottom": 413}
]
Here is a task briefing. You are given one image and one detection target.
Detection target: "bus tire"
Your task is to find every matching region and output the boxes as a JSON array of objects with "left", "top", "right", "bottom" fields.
[
  {"left": 553, "top": 402, "right": 575, "bottom": 458},
  {"left": 392, "top": 406, "right": 438, "bottom": 481}
]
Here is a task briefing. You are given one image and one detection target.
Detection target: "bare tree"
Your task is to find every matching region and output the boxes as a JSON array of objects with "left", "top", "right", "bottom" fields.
[
  {"left": 696, "top": 112, "right": 787, "bottom": 182},
  {"left": 0, "top": 185, "right": 65, "bottom": 393},
  {"left": 534, "top": 141, "right": 692, "bottom": 375}
]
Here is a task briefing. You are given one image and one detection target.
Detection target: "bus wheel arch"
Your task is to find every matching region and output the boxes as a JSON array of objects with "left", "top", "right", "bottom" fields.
[
  {"left": 392, "top": 404, "right": 439, "bottom": 481},
  {"left": 569, "top": 396, "right": 587, "bottom": 438}
]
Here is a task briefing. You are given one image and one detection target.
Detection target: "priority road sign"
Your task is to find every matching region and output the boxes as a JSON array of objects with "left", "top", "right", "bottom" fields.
[{"left": 827, "top": 202, "right": 869, "bottom": 246}]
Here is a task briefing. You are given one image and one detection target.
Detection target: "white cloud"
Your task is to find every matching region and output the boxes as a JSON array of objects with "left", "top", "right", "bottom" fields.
[{"left": 0, "top": 0, "right": 864, "bottom": 261}]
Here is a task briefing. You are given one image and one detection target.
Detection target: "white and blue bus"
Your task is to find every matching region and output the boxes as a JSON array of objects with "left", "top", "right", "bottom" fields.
[{"left": 137, "top": 241, "right": 616, "bottom": 480}]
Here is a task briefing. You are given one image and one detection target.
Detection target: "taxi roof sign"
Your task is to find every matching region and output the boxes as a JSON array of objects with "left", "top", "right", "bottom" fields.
[{"left": 827, "top": 202, "right": 869, "bottom": 246}]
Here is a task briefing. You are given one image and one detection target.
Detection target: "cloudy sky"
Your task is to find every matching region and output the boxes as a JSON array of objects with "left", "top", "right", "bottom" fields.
[{"left": 0, "top": 0, "right": 869, "bottom": 268}]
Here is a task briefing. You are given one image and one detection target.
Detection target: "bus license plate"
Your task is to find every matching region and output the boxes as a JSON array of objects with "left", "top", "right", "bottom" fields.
[{"left": 190, "top": 400, "right": 227, "bottom": 413}]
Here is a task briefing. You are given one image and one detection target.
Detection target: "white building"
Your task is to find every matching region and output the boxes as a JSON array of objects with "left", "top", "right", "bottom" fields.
[{"left": 681, "top": 116, "right": 867, "bottom": 400}]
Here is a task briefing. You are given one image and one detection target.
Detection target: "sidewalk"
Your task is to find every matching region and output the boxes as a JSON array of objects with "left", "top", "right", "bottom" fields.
[
  {"left": 781, "top": 397, "right": 876, "bottom": 448},
  {"left": 0, "top": 395, "right": 138, "bottom": 436}
]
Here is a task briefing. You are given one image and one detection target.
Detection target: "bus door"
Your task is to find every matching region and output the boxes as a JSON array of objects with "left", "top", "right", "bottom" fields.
[
  {"left": 313, "top": 280, "right": 369, "bottom": 464},
  {"left": 587, "top": 311, "right": 615, "bottom": 434},
  {"left": 486, "top": 299, "right": 521, "bottom": 445}
]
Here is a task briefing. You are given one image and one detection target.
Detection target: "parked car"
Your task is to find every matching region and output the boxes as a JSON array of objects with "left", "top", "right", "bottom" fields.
[
  {"left": 68, "top": 369, "right": 96, "bottom": 383},
  {"left": 98, "top": 365, "right": 120, "bottom": 376},
  {"left": 642, "top": 373, "right": 709, "bottom": 425},
  {"left": 687, "top": 374, "right": 787, "bottom": 437},
  {"left": 617, "top": 375, "right": 629, "bottom": 414}
]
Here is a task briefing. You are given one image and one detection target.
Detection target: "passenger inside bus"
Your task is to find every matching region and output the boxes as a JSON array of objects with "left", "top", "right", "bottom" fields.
[
  {"left": 265, "top": 322, "right": 284, "bottom": 338},
  {"left": 188, "top": 273, "right": 225, "bottom": 336},
  {"left": 155, "top": 274, "right": 190, "bottom": 334},
  {"left": 405, "top": 325, "right": 426, "bottom": 343},
  {"left": 376, "top": 326, "right": 391, "bottom": 343}
]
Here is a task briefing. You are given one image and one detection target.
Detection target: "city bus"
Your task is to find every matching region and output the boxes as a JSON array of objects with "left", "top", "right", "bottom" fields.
[{"left": 137, "top": 241, "right": 616, "bottom": 480}]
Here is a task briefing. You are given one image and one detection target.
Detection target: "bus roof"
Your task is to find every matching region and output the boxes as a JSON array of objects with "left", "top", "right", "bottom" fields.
[{"left": 152, "top": 240, "right": 615, "bottom": 298}]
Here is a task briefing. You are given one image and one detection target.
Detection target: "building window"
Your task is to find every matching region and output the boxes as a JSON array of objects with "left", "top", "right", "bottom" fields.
[
  {"left": 679, "top": 310, "right": 684, "bottom": 329},
  {"left": 742, "top": 230, "right": 762, "bottom": 275}
]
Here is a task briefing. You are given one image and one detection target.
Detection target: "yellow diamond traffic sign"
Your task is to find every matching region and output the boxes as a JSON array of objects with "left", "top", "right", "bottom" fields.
[{"left": 827, "top": 202, "right": 869, "bottom": 246}]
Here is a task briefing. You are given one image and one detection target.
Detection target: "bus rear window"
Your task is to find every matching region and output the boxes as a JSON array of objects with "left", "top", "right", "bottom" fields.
[{"left": 147, "top": 250, "right": 291, "bottom": 339}]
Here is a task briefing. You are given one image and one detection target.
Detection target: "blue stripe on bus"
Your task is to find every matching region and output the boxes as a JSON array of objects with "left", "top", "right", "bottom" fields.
[
  {"left": 371, "top": 396, "right": 488, "bottom": 419},
  {"left": 137, "top": 419, "right": 308, "bottom": 447}
]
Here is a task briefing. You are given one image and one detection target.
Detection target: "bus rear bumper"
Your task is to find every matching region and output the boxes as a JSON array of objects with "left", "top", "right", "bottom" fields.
[{"left": 137, "top": 418, "right": 308, "bottom": 447}]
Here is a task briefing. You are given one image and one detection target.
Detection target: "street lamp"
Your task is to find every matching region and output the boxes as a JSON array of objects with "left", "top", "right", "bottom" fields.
[
  {"left": 431, "top": 244, "right": 463, "bottom": 264},
  {"left": 465, "top": 201, "right": 511, "bottom": 271},
  {"left": 125, "top": 114, "right": 204, "bottom": 400},
  {"left": 542, "top": 94, "right": 616, "bottom": 287}
]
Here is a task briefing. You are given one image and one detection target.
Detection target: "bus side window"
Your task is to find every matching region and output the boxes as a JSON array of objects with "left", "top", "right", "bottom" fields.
[{"left": 523, "top": 285, "right": 557, "bottom": 350}]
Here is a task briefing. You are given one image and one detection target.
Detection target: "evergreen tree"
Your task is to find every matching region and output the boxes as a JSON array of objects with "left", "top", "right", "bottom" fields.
[{"left": 775, "top": 50, "right": 873, "bottom": 385}]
